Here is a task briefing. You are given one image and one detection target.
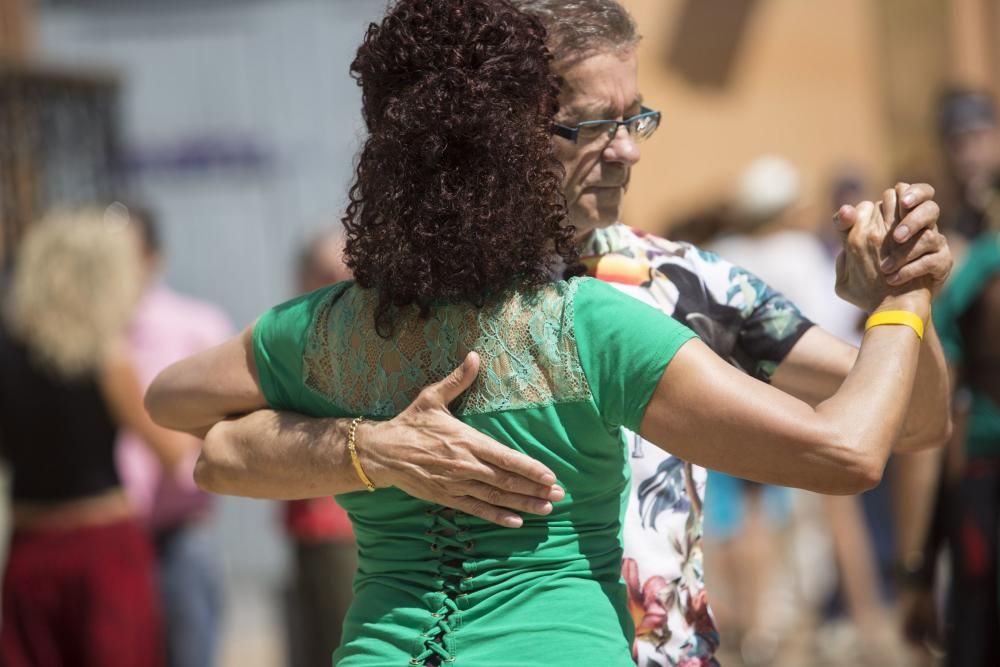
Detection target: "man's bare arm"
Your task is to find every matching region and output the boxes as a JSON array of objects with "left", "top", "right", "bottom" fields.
[{"left": 194, "top": 353, "right": 564, "bottom": 528}]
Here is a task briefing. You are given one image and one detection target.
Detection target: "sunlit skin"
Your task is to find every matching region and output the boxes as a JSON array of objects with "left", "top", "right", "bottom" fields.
[{"left": 551, "top": 49, "right": 642, "bottom": 241}]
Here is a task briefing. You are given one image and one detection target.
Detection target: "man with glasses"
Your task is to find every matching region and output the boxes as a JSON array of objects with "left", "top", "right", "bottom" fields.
[{"left": 184, "top": 1, "right": 953, "bottom": 664}]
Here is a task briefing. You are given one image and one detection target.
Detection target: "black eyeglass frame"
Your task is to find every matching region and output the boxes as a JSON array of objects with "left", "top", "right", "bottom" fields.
[{"left": 551, "top": 106, "right": 661, "bottom": 144}]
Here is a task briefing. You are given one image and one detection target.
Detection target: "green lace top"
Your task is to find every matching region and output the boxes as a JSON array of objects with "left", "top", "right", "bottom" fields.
[{"left": 253, "top": 277, "right": 696, "bottom": 666}]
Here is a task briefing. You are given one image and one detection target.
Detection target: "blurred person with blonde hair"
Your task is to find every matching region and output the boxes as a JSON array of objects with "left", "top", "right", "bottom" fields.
[{"left": 0, "top": 208, "right": 190, "bottom": 667}]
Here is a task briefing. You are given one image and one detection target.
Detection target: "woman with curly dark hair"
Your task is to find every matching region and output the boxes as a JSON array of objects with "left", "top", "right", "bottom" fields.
[{"left": 148, "top": 0, "right": 933, "bottom": 664}]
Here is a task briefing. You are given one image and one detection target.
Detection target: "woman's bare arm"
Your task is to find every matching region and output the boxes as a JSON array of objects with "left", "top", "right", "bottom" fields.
[
  {"left": 641, "top": 295, "right": 926, "bottom": 495},
  {"left": 771, "top": 323, "right": 952, "bottom": 452},
  {"left": 641, "top": 195, "right": 934, "bottom": 494},
  {"left": 770, "top": 183, "right": 952, "bottom": 452},
  {"left": 145, "top": 325, "right": 266, "bottom": 437},
  {"left": 100, "top": 350, "right": 196, "bottom": 472}
]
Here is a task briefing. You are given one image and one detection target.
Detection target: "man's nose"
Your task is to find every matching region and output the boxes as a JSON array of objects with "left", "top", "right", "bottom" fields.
[{"left": 602, "top": 125, "right": 641, "bottom": 166}]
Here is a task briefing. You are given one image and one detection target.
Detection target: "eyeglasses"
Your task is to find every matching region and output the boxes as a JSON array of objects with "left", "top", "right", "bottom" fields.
[{"left": 551, "top": 106, "right": 661, "bottom": 144}]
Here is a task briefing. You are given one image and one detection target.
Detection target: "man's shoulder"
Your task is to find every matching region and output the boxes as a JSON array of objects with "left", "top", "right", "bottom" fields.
[{"left": 614, "top": 224, "right": 685, "bottom": 256}]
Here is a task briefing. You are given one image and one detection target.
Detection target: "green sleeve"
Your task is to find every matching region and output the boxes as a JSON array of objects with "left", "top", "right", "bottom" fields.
[
  {"left": 573, "top": 277, "right": 697, "bottom": 432},
  {"left": 253, "top": 282, "right": 350, "bottom": 410}
]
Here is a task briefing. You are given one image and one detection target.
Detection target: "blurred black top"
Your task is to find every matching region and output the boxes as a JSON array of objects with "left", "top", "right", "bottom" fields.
[{"left": 0, "top": 320, "right": 121, "bottom": 503}]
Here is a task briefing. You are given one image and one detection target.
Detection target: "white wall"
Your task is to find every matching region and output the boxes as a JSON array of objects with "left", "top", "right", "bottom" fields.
[{"left": 39, "top": 0, "right": 381, "bottom": 325}]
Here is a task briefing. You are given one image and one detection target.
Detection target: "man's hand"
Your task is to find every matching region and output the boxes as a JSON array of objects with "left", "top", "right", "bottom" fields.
[
  {"left": 359, "top": 352, "right": 565, "bottom": 528},
  {"left": 835, "top": 182, "right": 952, "bottom": 297}
]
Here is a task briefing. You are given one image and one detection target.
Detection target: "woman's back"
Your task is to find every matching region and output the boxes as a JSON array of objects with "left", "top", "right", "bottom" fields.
[{"left": 253, "top": 278, "right": 694, "bottom": 666}]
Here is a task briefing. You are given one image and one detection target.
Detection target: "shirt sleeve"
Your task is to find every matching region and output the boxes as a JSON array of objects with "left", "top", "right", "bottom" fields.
[
  {"left": 252, "top": 282, "right": 349, "bottom": 411},
  {"left": 733, "top": 277, "right": 815, "bottom": 381},
  {"left": 677, "top": 245, "right": 814, "bottom": 382},
  {"left": 573, "top": 277, "right": 697, "bottom": 432}
]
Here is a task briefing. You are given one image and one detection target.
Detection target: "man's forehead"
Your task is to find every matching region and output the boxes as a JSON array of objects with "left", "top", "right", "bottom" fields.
[
  {"left": 559, "top": 91, "right": 643, "bottom": 121},
  {"left": 555, "top": 49, "right": 640, "bottom": 118}
]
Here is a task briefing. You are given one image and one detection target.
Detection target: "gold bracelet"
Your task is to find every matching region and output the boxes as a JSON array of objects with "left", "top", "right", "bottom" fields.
[
  {"left": 864, "top": 310, "right": 925, "bottom": 341},
  {"left": 348, "top": 416, "right": 376, "bottom": 492}
]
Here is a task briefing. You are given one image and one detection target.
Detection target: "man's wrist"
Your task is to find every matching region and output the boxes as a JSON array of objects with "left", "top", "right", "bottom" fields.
[{"left": 347, "top": 419, "right": 392, "bottom": 489}]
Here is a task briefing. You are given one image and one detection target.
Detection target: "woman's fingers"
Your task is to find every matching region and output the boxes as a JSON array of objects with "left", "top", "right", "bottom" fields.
[
  {"left": 898, "top": 182, "right": 935, "bottom": 209},
  {"left": 886, "top": 248, "right": 951, "bottom": 286},
  {"left": 880, "top": 226, "right": 951, "bottom": 288},
  {"left": 894, "top": 199, "right": 941, "bottom": 243}
]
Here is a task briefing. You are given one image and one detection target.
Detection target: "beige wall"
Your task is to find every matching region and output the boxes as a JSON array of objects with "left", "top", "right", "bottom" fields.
[
  {"left": 0, "top": 0, "right": 32, "bottom": 60},
  {"left": 620, "top": 0, "right": 893, "bottom": 234}
]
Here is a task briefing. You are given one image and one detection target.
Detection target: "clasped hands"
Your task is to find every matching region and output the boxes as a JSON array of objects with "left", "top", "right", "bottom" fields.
[{"left": 835, "top": 182, "right": 951, "bottom": 313}]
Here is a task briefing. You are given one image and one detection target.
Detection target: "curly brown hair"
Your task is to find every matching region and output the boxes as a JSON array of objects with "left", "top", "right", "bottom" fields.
[{"left": 343, "top": 0, "right": 577, "bottom": 335}]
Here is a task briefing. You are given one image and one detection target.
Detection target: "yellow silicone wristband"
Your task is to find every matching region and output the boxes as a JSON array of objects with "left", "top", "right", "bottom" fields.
[
  {"left": 864, "top": 310, "right": 925, "bottom": 341},
  {"left": 348, "top": 416, "right": 376, "bottom": 492}
]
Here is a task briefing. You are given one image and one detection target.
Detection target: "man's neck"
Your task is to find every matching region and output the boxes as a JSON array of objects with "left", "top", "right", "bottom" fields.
[{"left": 573, "top": 220, "right": 617, "bottom": 245}]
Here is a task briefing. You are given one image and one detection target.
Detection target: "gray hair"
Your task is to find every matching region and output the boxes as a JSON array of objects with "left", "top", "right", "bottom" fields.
[{"left": 512, "top": 0, "right": 639, "bottom": 65}]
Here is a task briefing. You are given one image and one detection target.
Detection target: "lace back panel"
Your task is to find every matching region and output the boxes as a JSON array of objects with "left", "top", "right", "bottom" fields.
[{"left": 303, "top": 281, "right": 591, "bottom": 417}]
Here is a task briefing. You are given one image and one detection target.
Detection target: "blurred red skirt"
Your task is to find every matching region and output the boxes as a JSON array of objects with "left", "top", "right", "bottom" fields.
[{"left": 1, "top": 518, "right": 164, "bottom": 667}]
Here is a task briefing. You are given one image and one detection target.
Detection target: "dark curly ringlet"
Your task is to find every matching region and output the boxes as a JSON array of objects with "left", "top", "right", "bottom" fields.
[{"left": 343, "top": 0, "right": 577, "bottom": 336}]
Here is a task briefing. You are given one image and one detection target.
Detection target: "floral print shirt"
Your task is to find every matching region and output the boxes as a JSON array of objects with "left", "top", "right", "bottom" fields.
[{"left": 580, "top": 224, "right": 814, "bottom": 666}]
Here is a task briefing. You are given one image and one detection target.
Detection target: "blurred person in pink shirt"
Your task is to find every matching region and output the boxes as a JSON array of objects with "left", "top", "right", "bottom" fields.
[
  {"left": 284, "top": 229, "right": 357, "bottom": 667},
  {"left": 115, "top": 206, "right": 233, "bottom": 667}
]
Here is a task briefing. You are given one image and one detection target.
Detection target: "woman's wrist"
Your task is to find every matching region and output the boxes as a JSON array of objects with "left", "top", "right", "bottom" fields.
[{"left": 872, "top": 289, "right": 932, "bottom": 323}]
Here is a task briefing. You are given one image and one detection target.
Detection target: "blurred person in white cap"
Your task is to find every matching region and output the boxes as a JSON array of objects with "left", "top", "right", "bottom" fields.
[{"left": 714, "top": 156, "right": 871, "bottom": 340}]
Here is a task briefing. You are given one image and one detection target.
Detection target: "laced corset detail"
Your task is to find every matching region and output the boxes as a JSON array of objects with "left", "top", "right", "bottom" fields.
[
  {"left": 408, "top": 506, "right": 474, "bottom": 666},
  {"left": 302, "top": 280, "right": 591, "bottom": 416}
]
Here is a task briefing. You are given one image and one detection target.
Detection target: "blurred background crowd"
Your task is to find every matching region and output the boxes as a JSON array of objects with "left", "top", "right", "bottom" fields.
[{"left": 1, "top": 1, "right": 999, "bottom": 666}]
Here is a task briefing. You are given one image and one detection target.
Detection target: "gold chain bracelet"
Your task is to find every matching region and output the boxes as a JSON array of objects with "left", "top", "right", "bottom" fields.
[{"left": 348, "top": 416, "right": 376, "bottom": 492}]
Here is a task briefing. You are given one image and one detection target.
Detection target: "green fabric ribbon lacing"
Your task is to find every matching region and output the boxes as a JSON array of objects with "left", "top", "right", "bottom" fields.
[{"left": 412, "top": 507, "right": 473, "bottom": 665}]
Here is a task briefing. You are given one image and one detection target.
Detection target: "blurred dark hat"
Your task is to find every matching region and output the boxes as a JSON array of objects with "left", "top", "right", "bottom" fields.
[{"left": 938, "top": 88, "right": 997, "bottom": 137}]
